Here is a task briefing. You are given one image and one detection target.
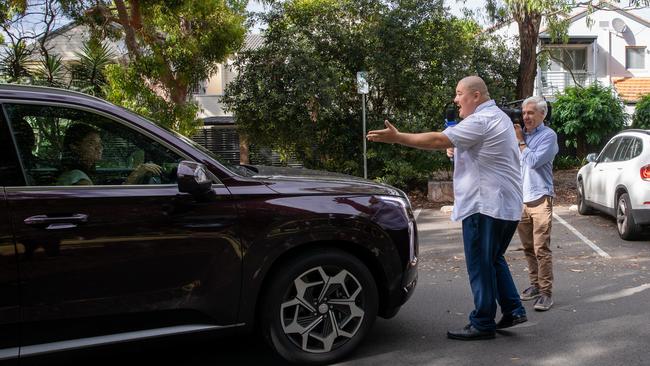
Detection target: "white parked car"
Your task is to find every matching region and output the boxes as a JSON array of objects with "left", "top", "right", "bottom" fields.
[{"left": 577, "top": 129, "right": 650, "bottom": 240}]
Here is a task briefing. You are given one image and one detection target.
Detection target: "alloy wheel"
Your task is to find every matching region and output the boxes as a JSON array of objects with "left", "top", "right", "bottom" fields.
[{"left": 279, "top": 265, "right": 365, "bottom": 353}]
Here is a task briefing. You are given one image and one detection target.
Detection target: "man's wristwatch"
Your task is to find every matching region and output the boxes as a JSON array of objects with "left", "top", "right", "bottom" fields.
[{"left": 518, "top": 140, "right": 526, "bottom": 147}]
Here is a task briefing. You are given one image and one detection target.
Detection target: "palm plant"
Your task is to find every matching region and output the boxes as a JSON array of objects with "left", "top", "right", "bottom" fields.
[
  {"left": 0, "top": 39, "right": 32, "bottom": 81},
  {"left": 33, "top": 53, "right": 67, "bottom": 87},
  {"left": 69, "top": 36, "right": 116, "bottom": 96}
]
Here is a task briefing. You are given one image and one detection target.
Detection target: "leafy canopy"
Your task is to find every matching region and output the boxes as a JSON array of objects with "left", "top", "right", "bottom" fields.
[
  {"left": 224, "top": 0, "right": 518, "bottom": 188},
  {"left": 67, "top": 0, "right": 247, "bottom": 135}
]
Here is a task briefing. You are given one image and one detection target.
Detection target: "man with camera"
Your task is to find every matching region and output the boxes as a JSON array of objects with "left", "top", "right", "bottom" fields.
[
  {"left": 367, "top": 76, "right": 527, "bottom": 340},
  {"left": 514, "top": 96, "right": 559, "bottom": 311}
]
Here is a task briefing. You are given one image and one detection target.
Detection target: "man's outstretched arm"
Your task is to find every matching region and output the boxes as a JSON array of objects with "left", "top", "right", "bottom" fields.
[{"left": 367, "top": 120, "right": 453, "bottom": 150}]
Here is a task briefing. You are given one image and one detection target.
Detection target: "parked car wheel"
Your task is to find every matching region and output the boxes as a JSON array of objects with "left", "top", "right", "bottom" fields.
[
  {"left": 577, "top": 180, "right": 594, "bottom": 215},
  {"left": 261, "top": 249, "right": 378, "bottom": 365},
  {"left": 617, "top": 193, "right": 640, "bottom": 240}
]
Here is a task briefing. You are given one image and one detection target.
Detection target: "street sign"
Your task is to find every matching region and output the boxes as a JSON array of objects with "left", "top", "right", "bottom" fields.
[{"left": 356, "top": 71, "right": 369, "bottom": 95}]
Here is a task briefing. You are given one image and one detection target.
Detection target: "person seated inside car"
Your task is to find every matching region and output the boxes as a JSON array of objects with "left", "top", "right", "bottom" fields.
[{"left": 57, "top": 123, "right": 162, "bottom": 185}]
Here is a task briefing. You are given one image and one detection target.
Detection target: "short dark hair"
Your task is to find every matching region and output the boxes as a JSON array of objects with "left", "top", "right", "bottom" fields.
[{"left": 61, "top": 123, "right": 100, "bottom": 170}]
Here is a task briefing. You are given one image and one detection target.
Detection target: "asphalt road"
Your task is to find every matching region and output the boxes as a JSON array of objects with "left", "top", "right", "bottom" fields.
[{"left": 26, "top": 205, "right": 650, "bottom": 366}]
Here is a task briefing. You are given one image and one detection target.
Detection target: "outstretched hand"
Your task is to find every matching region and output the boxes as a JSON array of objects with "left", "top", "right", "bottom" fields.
[{"left": 367, "top": 120, "right": 400, "bottom": 144}]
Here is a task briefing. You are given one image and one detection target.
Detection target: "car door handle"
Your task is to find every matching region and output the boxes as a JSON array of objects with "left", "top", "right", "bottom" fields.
[{"left": 24, "top": 214, "right": 89, "bottom": 229}]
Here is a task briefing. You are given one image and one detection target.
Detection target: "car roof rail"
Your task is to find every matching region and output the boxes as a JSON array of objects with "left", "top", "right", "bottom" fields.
[
  {"left": 0, "top": 83, "right": 111, "bottom": 106},
  {"left": 622, "top": 129, "right": 650, "bottom": 135}
]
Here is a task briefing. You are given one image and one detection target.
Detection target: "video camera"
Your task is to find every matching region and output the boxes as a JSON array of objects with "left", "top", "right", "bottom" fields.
[
  {"left": 499, "top": 98, "right": 524, "bottom": 128},
  {"left": 498, "top": 97, "right": 553, "bottom": 128}
]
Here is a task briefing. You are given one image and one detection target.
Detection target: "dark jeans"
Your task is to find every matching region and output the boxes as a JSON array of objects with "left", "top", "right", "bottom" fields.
[{"left": 462, "top": 213, "right": 526, "bottom": 331}]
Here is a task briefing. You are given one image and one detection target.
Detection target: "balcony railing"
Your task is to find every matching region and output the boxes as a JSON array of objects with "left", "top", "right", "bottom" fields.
[{"left": 538, "top": 71, "right": 595, "bottom": 97}]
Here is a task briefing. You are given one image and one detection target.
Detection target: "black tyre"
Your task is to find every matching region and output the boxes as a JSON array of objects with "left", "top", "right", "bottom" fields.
[
  {"left": 617, "top": 193, "right": 640, "bottom": 240},
  {"left": 260, "top": 249, "right": 378, "bottom": 365},
  {"left": 577, "top": 180, "right": 594, "bottom": 215}
]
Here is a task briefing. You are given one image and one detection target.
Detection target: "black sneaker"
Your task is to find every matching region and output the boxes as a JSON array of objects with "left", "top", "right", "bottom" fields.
[
  {"left": 520, "top": 286, "right": 541, "bottom": 301},
  {"left": 447, "top": 324, "right": 496, "bottom": 340},
  {"left": 534, "top": 295, "right": 553, "bottom": 311},
  {"left": 496, "top": 314, "right": 528, "bottom": 329}
]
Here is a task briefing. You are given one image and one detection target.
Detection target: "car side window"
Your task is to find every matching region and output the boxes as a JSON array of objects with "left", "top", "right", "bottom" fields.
[
  {"left": 628, "top": 138, "right": 643, "bottom": 159},
  {"left": 4, "top": 103, "right": 184, "bottom": 186},
  {"left": 0, "top": 108, "right": 24, "bottom": 186},
  {"left": 613, "top": 137, "right": 632, "bottom": 162},
  {"left": 597, "top": 137, "right": 620, "bottom": 163}
]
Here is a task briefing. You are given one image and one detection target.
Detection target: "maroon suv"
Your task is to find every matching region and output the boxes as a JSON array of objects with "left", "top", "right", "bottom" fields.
[{"left": 0, "top": 84, "right": 418, "bottom": 364}]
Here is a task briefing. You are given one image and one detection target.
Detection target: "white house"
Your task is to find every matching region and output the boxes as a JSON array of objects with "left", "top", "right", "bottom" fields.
[{"left": 491, "top": 2, "right": 650, "bottom": 116}]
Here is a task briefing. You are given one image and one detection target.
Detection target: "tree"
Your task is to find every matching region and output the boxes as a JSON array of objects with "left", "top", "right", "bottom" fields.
[
  {"left": 632, "top": 94, "right": 650, "bottom": 129},
  {"left": 551, "top": 83, "right": 626, "bottom": 158},
  {"left": 0, "top": 0, "right": 66, "bottom": 82},
  {"left": 64, "top": 0, "right": 247, "bottom": 134},
  {"left": 224, "top": 0, "right": 518, "bottom": 188}
]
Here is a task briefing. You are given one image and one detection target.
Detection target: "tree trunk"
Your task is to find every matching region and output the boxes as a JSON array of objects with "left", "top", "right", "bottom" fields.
[
  {"left": 515, "top": 12, "right": 542, "bottom": 99},
  {"left": 113, "top": 0, "right": 141, "bottom": 60}
]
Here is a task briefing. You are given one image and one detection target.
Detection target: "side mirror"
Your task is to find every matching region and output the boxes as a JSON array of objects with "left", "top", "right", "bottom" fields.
[
  {"left": 177, "top": 161, "right": 213, "bottom": 196},
  {"left": 586, "top": 153, "right": 598, "bottom": 163}
]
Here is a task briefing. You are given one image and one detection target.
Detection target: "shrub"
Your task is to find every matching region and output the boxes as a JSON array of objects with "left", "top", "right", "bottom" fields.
[
  {"left": 551, "top": 83, "right": 626, "bottom": 158},
  {"left": 553, "top": 155, "right": 582, "bottom": 170},
  {"left": 632, "top": 93, "right": 650, "bottom": 129}
]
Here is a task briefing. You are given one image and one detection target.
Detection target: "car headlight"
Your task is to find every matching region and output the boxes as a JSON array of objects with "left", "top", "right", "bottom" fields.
[{"left": 378, "top": 195, "right": 417, "bottom": 266}]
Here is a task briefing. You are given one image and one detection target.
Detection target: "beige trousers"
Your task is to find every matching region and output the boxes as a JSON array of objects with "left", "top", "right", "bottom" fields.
[{"left": 517, "top": 195, "right": 554, "bottom": 296}]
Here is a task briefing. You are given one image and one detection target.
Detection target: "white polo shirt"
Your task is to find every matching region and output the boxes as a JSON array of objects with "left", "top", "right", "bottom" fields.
[{"left": 442, "top": 99, "right": 523, "bottom": 222}]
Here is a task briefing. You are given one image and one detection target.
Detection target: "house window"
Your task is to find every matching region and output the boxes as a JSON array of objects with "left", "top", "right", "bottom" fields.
[
  {"left": 542, "top": 47, "right": 587, "bottom": 71},
  {"left": 626, "top": 47, "right": 646, "bottom": 69}
]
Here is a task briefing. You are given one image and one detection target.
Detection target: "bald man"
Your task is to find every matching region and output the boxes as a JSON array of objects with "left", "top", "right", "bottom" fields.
[{"left": 368, "top": 76, "right": 527, "bottom": 340}]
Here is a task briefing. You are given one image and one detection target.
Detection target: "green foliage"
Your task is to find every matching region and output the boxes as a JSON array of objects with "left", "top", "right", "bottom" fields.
[
  {"left": 551, "top": 83, "right": 626, "bottom": 157},
  {"left": 552, "top": 155, "right": 582, "bottom": 170},
  {"left": 224, "top": 0, "right": 518, "bottom": 190},
  {"left": 103, "top": 64, "right": 199, "bottom": 137},
  {"left": 0, "top": 40, "right": 31, "bottom": 81},
  {"left": 68, "top": 0, "right": 247, "bottom": 136},
  {"left": 0, "top": 0, "right": 26, "bottom": 43},
  {"left": 632, "top": 94, "right": 650, "bottom": 129},
  {"left": 33, "top": 54, "right": 67, "bottom": 87},
  {"left": 69, "top": 36, "right": 115, "bottom": 96}
]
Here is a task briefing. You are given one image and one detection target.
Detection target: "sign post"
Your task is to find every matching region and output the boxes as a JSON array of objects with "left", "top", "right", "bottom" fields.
[{"left": 356, "top": 71, "right": 369, "bottom": 179}]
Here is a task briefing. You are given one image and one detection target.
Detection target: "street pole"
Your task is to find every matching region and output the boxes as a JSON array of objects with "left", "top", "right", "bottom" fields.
[
  {"left": 357, "top": 71, "right": 369, "bottom": 179},
  {"left": 362, "top": 93, "right": 367, "bottom": 179}
]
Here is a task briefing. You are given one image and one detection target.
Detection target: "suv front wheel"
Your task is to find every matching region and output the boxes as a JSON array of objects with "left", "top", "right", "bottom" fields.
[{"left": 261, "top": 249, "right": 378, "bottom": 364}]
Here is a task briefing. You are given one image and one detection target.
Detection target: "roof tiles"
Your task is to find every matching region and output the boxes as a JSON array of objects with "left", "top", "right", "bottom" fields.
[{"left": 613, "top": 77, "right": 650, "bottom": 102}]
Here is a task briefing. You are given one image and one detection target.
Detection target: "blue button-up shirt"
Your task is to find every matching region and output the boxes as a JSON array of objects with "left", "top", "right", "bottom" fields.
[
  {"left": 521, "top": 124, "right": 559, "bottom": 203},
  {"left": 443, "top": 99, "right": 523, "bottom": 222}
]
